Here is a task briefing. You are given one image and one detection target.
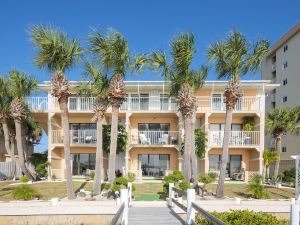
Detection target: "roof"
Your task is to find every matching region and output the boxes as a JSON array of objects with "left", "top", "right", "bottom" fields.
[{"left": 268, "top": 21, "right": 300, "bottom": 57}]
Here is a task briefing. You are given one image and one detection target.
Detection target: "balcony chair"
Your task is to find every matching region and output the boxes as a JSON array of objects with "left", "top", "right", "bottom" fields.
[
  {"left": 159, "top": 133, "right": 169, "bottom": 145},
  {"left": 139, "top": 133, "right": 151, "bottom": 145},
  {"left": 85, "top": 136, "right": 93, "bottom": 143},
  {"left": 232, "top": 168, "right": 245, "bottom": 181}
]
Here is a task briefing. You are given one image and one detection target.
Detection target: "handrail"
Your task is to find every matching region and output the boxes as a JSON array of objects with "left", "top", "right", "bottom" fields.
[
  {"left": 168, "top": 184, "right": 227, "bottom": 225},
  {"left": 109, "top": 202, "right": 125, "bottom": 225},
  {"left": 192, "top": 202, "right": 227, "bottom": 225}
]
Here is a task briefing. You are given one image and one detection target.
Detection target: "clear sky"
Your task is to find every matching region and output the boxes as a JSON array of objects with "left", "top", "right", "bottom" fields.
[{"left": 1, "top": 0, "right": 299, "bottom": 152}]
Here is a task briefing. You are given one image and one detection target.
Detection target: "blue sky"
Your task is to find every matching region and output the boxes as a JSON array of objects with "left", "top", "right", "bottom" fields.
[{"left": 1, "top": 0, "right": 299, "bottom": 151}]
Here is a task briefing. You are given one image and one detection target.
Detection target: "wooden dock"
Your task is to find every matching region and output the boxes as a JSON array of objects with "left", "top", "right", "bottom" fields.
[{"left": 128, "top": 207, "right": 184, "bottom": 225}]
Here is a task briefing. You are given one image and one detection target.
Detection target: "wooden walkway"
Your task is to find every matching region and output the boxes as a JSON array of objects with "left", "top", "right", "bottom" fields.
[{"left": 128, "top": 207, "right": 184, "bottom": 225}]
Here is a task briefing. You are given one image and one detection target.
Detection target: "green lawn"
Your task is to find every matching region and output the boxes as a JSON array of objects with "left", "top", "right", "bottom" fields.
[
  {"left": 0, "top": 181, "right": 93, "bottom": 201},
  {"left": 206, "top": 183, "right": 295, "bottom": 199},
  {"left": 133, "top": 183, "right": 166, "bottom": 201}
]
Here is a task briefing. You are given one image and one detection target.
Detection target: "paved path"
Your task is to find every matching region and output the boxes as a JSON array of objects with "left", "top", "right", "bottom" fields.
[{"left": 129, "top": 207, "right": 184, "bottom": 225}]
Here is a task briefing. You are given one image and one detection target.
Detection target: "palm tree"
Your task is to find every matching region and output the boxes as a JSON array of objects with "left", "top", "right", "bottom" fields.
[
  {"left": 88, "top": 29, "right": 147, "bottom": 182},
  {"left": 149, "top": 33, "right": 208, "bottom": 182},
  {"left": 266, "top": 107, "right": 300, "bottom": 178},
  {"left": 262, "top": 149, "right": 279, "bottom": 181},
  {"left": 208, "top": 31, "right": 269, "bottom": 198},
  {"left": 30, "top": 25, "right": 81, "bottom": 199},
  {"left": 80, "top": 62, "right": 109, "bottom": 195},
  {"left": 8, "top": 70, "right": 38, "bottom": 180},
  {"left": 0, "top": 77, "right": 16, "bottom": 179}
]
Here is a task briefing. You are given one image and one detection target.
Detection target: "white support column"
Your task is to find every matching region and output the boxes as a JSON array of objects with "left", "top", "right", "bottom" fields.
[
  {"left": 259, "top": 92, "right": 266, "bottom": 175},
  {"left": 168, "top": 183, "right": 174, "bottom": 207},
  {"left": 290, "top": 198, "right": 299, "bottom": 225},
  {"left": 177, "top": 113, "right": 184, "bottom": 171},
  {"left": 120, "top": 189, "right": 128, "bottom": 225},
  {"left": 187, "top": 188, "right": 195, "bottom": 225},
  {"left": 124, "top": 113, "right": 131, "bottom": 175},
  {"left": 47, "top": 112, "right": 54, "bottom": 181},
  {"left": 204, "top": 113, "right": 210, "bottom": 174}
]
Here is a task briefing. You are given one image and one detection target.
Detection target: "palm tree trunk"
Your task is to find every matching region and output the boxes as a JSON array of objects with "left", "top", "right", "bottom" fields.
[
  {"left": 2, "top": 120, "right": 16, "bottom": 180},
  {"left": 274, "top": 136, "right": 281, "bottom": 178},
  {"left": 183, "top": 117, "right": 192, "bottom": 181},
  {"left": 262, "top": 165, "right": 266, "bottom": 182},
  {"left": 108, "top": 105, "right": 119, "bottom": 182},
  {"left": 216, "top": 108, "right": 233, "bottom": 198},
  {"left": 191, "top": 111, "right": 198, "bottom": 185},
  {"left": 14, "top": 120, "right": 35, "bottom": 180},
  {"left": 10, "top": 136, "right": 16, "bottom": 180},
  {"left": 59, "top": 101, "right": 75, "bottom": 199},
  {"left": 93, "top": 118, "right": 103, "bottom": 195}
]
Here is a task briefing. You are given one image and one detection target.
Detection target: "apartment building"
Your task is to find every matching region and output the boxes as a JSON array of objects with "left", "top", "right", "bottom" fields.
[
  {"left": 26, "top": 80, "right": 276, "bottom": 181},
  {"left": 262, "top": 21, "right": 300, "bottom": 171}
]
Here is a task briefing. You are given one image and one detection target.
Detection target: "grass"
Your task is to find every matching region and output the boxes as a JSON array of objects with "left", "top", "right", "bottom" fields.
[
  {"left": 133, "top": 183, "right": 166, "bottom": 201},
  {"left": 206, "top": 183, "right": 295, "bottom": 199},
  {"left": 0, "top": 181, "right": 93, "bottom": 201}
]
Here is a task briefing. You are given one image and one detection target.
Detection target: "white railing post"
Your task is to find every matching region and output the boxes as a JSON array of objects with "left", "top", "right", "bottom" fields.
[
  {"left": 290, "top": 198, "right": 299, "bottom": 225},
  {"left": 187, "top": 188, "right": 195, "bottom": 225},
  {"left": 168, "top": 183, "right": 174, "bottom": 207},
  {"left": 128, "top": 182, "right": 132, "bottom": 206},
  {"left": 120, "top": 188, "right": 128, "bottom": 225}
]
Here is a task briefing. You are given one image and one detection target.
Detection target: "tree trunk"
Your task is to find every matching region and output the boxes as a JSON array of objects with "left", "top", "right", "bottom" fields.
[
  {"left": 274, "top": 136, "right": 281, "bottom": 178},
  {"left": 14, "top": 120, "right": 35, "bottom": 180},
  {"left": 108, "top": 105, "right": 119, "bottom": 182},
  {"left": 93, "top": 118, "right": 103, "bottom": 195},
  {"left": 183, "top": 117, "right": 192, "bottom": 181},
  {"left": 10, "top": 136, "right": 17, "bottom": 180},
  {"left": 2, "top": 121, "right": 16, "bottom": 180},
  {"left": 191, "top": 111, "right": 198, "bottom": 185},
  {"left": 59, "top": 101, "right": 75, "bottom": 199},
  {"left": 262, "top": 165, "right": 266, "bottom": 182},
  {"left": 216, "top": 108, "right": 233, "bottom": 198}
]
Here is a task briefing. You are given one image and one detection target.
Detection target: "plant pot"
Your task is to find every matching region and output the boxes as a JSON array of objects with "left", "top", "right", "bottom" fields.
[{"left": 276, "top": 183, "right": 282, "bottom": 188}]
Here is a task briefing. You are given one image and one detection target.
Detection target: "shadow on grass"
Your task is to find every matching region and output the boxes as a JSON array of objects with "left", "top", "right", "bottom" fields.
[
  {"left": 75, "top": 182, "right": 88, "bottom": 193},
  {"left": 233, "top": 191, "right": 252, "bottom": 198},
  {"left": 158, "top": 191, "right": 167, "bottom": 200}
]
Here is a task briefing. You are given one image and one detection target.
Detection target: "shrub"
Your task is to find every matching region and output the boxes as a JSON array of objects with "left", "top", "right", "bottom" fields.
[
  {"left": 111, "top": 184, "right": 127, "bottom": 192},
  {"left": 113, "top": 177, "right": 128, "bottom": 186},
  {"left": 247, "top": 174, "right": 269, "bottom": 199},
  {"left": 20, "top": 176, "right": 29, "bottom": 183},
  {"left": 12, "top": 184, "right": 38, "bottom": 200},
  {"left": 103, "top": 183, "right": 111, "bottom": 191},
  {"left": 207, "top": 172, "right": 218, "bottom": 180},
  {"left": 127, "top": 172, "right": 136, "bottom": 182},
  {"left": 282, "top": 168, "right": 296, "bottom": 184},
  {"left": 196, "top": 209, "right": 288, "bottom": 225},
  {"left": 88, "top": 171, "right": 95, "bottom": 179},
  {"left": 36, "top": 163, "right": 48, "bottom": 178},
  {"left": 173, "top": 170, "right": 184, "bottom": 181},
  {"left": 179, "top": 181, "right": 190, "bottom": 191},
  {"left": 198, "top": 173, "right": 217, "bottom": 197}
]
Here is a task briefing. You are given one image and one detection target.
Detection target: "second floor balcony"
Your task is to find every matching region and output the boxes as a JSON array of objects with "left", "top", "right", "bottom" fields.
[
  {"left": 209, "top": 131, "right": 260, "bottom": 147},
  {"left": 131, "top": 131, "right": 179, "bottom": 146},
  {"left": 26, "top": 95, "right": 261, "bottom": 113},
  {"left": 51, "top": 130, "right": 96, "bottom": 146}
]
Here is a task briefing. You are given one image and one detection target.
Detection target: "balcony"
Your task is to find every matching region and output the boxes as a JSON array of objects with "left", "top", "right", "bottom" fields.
[
  {"left": 131, "top": 131, "right": 179, "bottom": 146},
  {"left": 209, "top": 131, "right": 260, "bottom": 147},
  {"left": 51, "top": 130, "right": 96, "bottom": 145},
  {"left": 197, "top": 96, "right": 260, "bottom": 111},
  {"left": 271, "top": 63, "right": 276, "bottom": 72}
]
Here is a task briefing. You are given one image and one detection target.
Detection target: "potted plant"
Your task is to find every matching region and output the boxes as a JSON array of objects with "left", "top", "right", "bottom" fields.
[{"left": 243, "top": 116, "right": 255, "bottom": 145}]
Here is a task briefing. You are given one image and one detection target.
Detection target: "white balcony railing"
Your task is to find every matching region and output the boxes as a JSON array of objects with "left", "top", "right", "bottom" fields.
[
  {"left": 25, "top": 97, "right": 49, "bottom": 111},
  {"left": 68, "top": 97, "right": 95, "bottom": 111},
  {"left": 209, "top": 131, "right": 260, "bottom": 147},
  {"left": 197, "top": 96, "right": 260, "bottom": 111},
  {"left": 51, "top": 130, "right": 97, "bottom": 145},
  {"left": 121, "top": 96, "right": 177, "bottom": 111},
  {"left": 131, "top": 131, "right": 179, "bottom": 145}
]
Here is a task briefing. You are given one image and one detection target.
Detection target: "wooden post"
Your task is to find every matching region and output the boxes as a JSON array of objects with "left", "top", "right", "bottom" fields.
[
  {"left": 187, "top": 188, "right": 195, "bottom": 225},
  {"left": 168, "top": 183, "right": 174, "bottom": 207},
  {"left": 290, "top": 198, "right": 299, "bottom": 225},
  {"left": 120, "top": 189, "right": 128, "bottom": 225}
]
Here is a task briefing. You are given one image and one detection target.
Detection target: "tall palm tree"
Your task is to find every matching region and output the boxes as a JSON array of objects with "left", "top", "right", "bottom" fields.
[
  {"left": 30, "top": 25, "right": 81, "bottom": 199},
  {"left": 0, "top": 77, "right": 17, "bottom": 179},
  {"left": 81, "top": 62, "right": 109, "bottom": 195},
  {"left": 266, "top": 107, "right": 300, "bottom": 178},
  {"left": 208, "top": 31, "right": 269, "bottom": 198},
  {"left": 149, "top": 33, "right": 208, "bottom": 182},
  {"left": 88, "top": 29, "right": 147, "bottom": 182},
  {"left": 8, "top": 70, "right": 38, "bottom": 180},
  {"left": 262, "top": 149, "right": 279, "bottom": 181}
]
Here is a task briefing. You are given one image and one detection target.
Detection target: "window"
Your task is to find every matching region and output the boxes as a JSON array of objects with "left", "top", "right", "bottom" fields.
[
  {"left": 283, "top": 45, "right": 288, "bottom": 52},
  {"left": 283, "top": 79, "right": 288, "bottom": 86},
  {"left": 209, "top": 154, "right": 221, "bottom": 170},
  {"left": 283, "top": 62, "right": 288, "bottom": 69},
  {"left": 282, "top": 96, "right": 288, "bottom": 103},
  {"left": 282, "top": 146, "right": 287, "bottom": 153}
]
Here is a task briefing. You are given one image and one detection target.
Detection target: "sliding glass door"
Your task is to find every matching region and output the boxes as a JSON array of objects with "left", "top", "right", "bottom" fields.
[
  {"left": 72, "top": 153, "right": 96, "bottom": 176},
  {"left": 138, "top": 154, "right": 170, "bottom": 177}
]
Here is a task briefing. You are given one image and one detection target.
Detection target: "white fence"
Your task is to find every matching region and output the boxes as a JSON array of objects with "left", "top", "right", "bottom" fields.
[
  {"left": 209, "top": 131, "right": 260, "bottom": 147},
  {"left": 0, "top": 161, "right": 35, "bottom": 180}
]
